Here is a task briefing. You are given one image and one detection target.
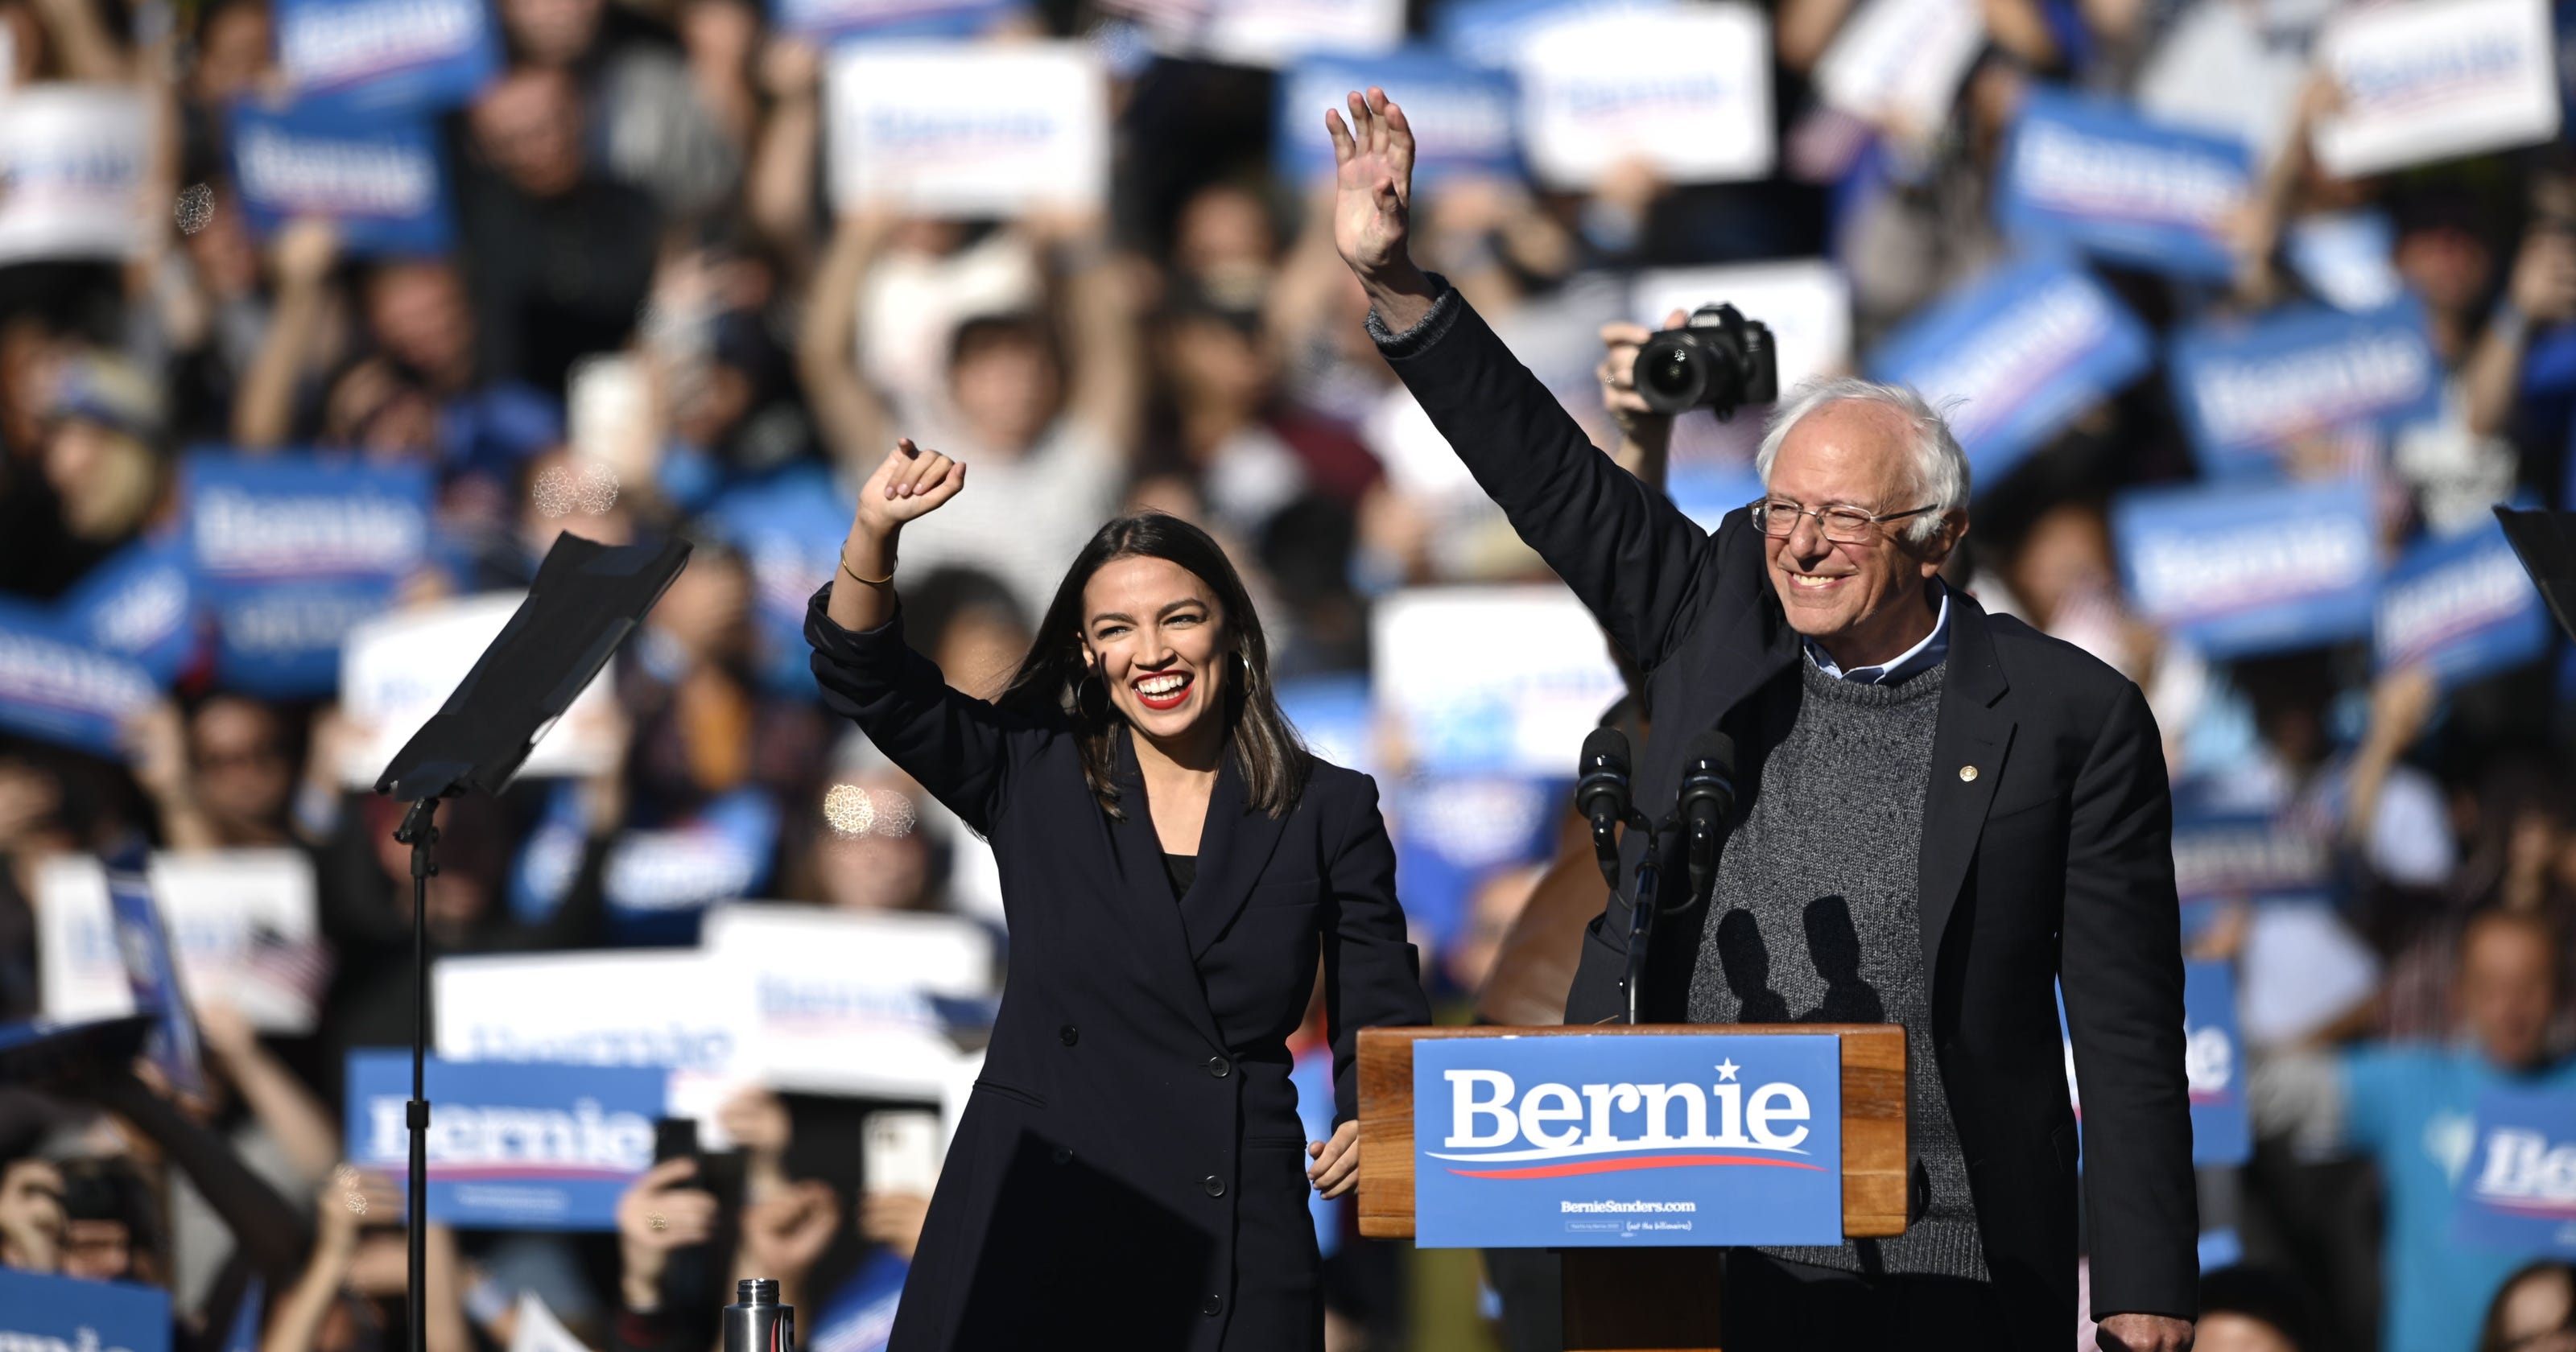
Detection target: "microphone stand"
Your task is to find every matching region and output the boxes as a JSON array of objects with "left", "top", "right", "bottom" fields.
[
  {"left": 394, "top": 798, "right": 442, "bottom": 1352},
  {"left": 1620, "top": 810, "right": 1667, "bottom": 1027}
]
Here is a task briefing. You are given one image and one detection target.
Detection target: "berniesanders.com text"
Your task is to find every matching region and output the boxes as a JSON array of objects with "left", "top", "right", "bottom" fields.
[{"left": 1559, "top": 1200, "right": 1699, "bottom": 1214}]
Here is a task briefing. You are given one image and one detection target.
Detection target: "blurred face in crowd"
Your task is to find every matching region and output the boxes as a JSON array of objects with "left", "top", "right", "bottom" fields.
[
  {"left": 935, "top": 604, "right": 1032, "bottom": 703},
  {"left": 2459, "top": 912, "right": 2557, "bottom": 1070},
  {"left": 2492, "top": 1265, "right": 2576, "bottom": 1352},
  {"left": 189, "top": 0, "right": 272, "bottom": 105},
  {"left": 59, "top": 1214, "right": 130, "bottom": 1282},
  {"left": 815, "top": 777, "right": 933, "bottom": 912},
  {"left": 0, "top": 1159, "right": 64, "bottom": 1270},
  {"left": 190, "top": 696, "right": 292, "bottom": 839},
  {"left": 1081, "top": 555, "right": 1230, "bottom": 756},
  {"left": 1162, "top": 313, "right": 1277, "bottom": 428},
  {"left": 365, "top": 262, "right": 474, "bottom": 391},
  {"left": 650, "top": 550, "right": 754, "bottom": 668},
  {"left": 2396, "top": 221, "right": 2495, "bottom": 325},
  {"left": 948, "top": 323, "right": 1062, "bottom": 456},
  {"left": 501, "top": 0, "right": 602, "bottom": 66},
  {"left": 2007, "top": 501, "right": 2115, "bottom": 629},
  {"left": 182, "top": 196, "right": 262, "bottom": 303},
  {"left": 1761, "top": 400, "right": 1959, "bottom": 665},
  {"left": 1174, "top": 185, "right": 1277, "bottom": 307},
  {"left": 473, "top": 68, "right": 585, "bottom": 200},
  {"left": 323, "top": 357, "right": 442, "bottom": 461},
  {"left": 2192, "top": 1313, "right": 2298, "bottom": 1352},
  {"left": 43, "top": 418, "right": 159, "bottom": 541}
]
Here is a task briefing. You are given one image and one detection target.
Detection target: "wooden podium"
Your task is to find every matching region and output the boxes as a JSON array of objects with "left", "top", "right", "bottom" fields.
[{"left": 1356, "top": 1024, "right": 1908, "bottom": 1352}]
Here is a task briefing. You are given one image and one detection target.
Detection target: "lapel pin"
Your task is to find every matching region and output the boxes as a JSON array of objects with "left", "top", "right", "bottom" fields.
[{"left": 1958, "top": 765, "right": 1978, "bottom": 783}]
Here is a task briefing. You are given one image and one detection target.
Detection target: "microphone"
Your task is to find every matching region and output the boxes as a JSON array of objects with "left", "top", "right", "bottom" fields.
[
  {"left": 1574, "top": 728, "right": 1631, "bottom": 891},
  {"left": 1677, "top": 730, "right": 1736, "bottom": 908}
]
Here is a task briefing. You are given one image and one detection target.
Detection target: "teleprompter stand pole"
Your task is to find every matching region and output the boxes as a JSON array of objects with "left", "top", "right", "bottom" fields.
[{"left": 395, "top": 798, "right": 441, "bottom": 1352}]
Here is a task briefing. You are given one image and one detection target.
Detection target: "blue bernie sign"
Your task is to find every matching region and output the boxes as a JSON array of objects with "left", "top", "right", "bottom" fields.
[
  {"left": 1996, "top": 86, "right": 2252, "bottom": 281},
  {"left": 2112, "top": 476, "right": 2378, "bottom": 659},
  {"left": 229, "top": 101, "right": 452, "bottom": 256},
  {"left": 275, "top": 0, "right": 502, "bottom": 113},
  {"left": 2167, "top": 299, "right": 2443, "bottom": 476},
  {"left": 2376, "top": 518, "right": 2551, "bottom": 686},
  {"left": 1414, "top": 1033, "right": 1842, "bottom": 1248},
  {"left": 346, "top": 1050, "right": 665, "bottom": 1230},
  {"left": 0, "top": 1268, "right": 170, "bottom": 1352},
  {"left": 2453, "top": 1085, "right": 2576, "bottom": 1255},
  {"left": 183, "top": 453, "right": 431, "bottom": 697}
]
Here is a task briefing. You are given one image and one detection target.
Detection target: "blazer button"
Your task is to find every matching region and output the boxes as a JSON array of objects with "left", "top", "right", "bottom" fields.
[
  {"left": 1059, "top": 1024, "right": 1079, "bottom": 1046},
  {"left": 1958, "top": 765, "right": 1978, "bottom": 782},
  {"left": 1203, "top": 1174, "right": 1226, "bottom": 1197},
  {"left": 1201, "top": 1294, "right": 1224, "bottom": 1317},
  {"left": 1053, "top": 1145, "right": 1074, "bottom": 1165},
  {"left": 1206, "top": 1056, "right": 1231, "bottom": 1078}
]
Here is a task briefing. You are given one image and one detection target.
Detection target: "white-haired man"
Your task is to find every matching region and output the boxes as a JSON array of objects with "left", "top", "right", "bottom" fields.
[{"left": 1327, "top": 89, "right": 2197, "bottom": 1352}]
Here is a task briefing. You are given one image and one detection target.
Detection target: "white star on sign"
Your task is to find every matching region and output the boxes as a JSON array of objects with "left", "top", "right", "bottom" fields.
[{"left": 1715, "top": 1059, "right": 1740, "bottom": 1082}]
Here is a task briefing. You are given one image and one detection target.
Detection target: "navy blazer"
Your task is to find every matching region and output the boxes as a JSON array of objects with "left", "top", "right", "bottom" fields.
[
  {"left": 807, "top": 587, "right": 1429, "bottom": 1352},
  {"left": 1371, "top": 286, "right": 2196, "bottom": 1344}
]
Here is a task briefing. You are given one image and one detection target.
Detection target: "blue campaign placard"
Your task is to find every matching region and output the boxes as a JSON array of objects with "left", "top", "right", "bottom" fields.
[
  {"left": 2168, "top": 804, "right": 2329, "bottom": 903},
  {"left": 1390, "top": 775, "right": 1560, "bottom": 955},
  {"left": 1867, "top": 255, "right": 2153, "bottom": 490},
  {"left": 2111, "top": 476, "right": 2378, "bottom": 658},
  {"left": 808, "top": 1247, "right": 909, "bottom": 1352},
  {"left": 1996, "top": 87, "right": 2252, "bottom": 281},
  {"left": 0, "top": 1267, "right": 171, "bottom": 1352},
  {"left": 2454, "top": 1085, "right": 2576, "bottom": 1255},
  {"left": 346, "top": 1050, "right": 664, "bottom": 1230},
  {"left": 275, "top": 0, "right": 502, "bottom": 114},
  {"left": 229, "top": 101, "right": 451, "bottom": 256},
  {"left": 2168, "top": 299, "right": 2443, "bottom": 476},
  {"left": 2182, "top": 960, "right": 2250, "bottom": 1167},
  {"left": 770, "top": 0, "right": 1020, "bottom": 40},
  {"left": 184, "top": 452, "right": 431, "bottom": 697},
  {"left": 1437, "top": 0, "right": 1633, "bottom": 67},
  {"left": 1276, "top": 49, "right": 1519, "bottom": 184},
  {"left": 0, "top": 596, "right": 160, "bottom": 757},
  {"left": 1414, "top": 1033, "right": 1842, "bottom": 1248},
  {"left": 60, "top": 537, "right": 199, "bottom": 686},
  {"left": 2376, "top": 520, "right": 2551, "bottom": 686},
  {"left": 107, "top": 845, "right": 207, "bottom": 1099},
  {"left": 700, "top": 464, "right": 851, "bottom": 693}
]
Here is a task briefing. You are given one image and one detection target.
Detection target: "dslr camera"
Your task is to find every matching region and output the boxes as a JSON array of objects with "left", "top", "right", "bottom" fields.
[{"left": 1632, "top": 303, "right": 1777, "bottom": 418}]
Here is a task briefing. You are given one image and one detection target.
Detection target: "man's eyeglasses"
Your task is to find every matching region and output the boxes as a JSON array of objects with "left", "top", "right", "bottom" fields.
[{"left": 1750, "top": 497, "right": 1938, "bottom": 544}]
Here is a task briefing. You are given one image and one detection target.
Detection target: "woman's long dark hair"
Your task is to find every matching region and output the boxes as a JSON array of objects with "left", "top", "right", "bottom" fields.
[{"left": 997, "top": 513, "right": 1309, "bottom": 820}]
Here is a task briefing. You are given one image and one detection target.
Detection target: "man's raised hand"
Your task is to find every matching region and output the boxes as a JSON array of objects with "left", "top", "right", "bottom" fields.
[{"left": 1326, "top": 87, "right": 1432, "bottom": 315}]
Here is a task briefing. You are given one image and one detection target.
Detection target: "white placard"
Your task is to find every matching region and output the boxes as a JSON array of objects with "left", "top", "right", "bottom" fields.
[
  {"left": 0, "top": 85, "right": 154, "bottom": 263},
  {"left": 36, "top": 851, "right": 324, "bottom": 1033},
  {"left": 1813, "top": 0, "right": 1985, "bottom": 143},
  {"left": 2311, "top": 0, "right": 2561, "bottom": 178},
  {"left": 703, "top": 902, "right": 987, "bottom": 1098},
  {"left": 827, "top": 42, "right": 1108, "bottom": 216},
  {"left": 1195, "top": 0, "right": 1405, "bottom": 66},
  {"left": 1515, "top": 3, "right": 1775, "bottom": 188},
  {"left": 1632, "top": 259, "right": 1853, "bottom": 393},
  {"left": 1372, "top": 587, "right": 1628, "bottom": 776},
  {"left": 338, "top": 592, "right": 621, "bottom": 789},
  {"left": 435, "top": 949, "right": 750, "bottom": 1074}
]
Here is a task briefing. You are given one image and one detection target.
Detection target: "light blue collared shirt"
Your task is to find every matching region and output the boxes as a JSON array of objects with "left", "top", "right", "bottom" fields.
[{"left": 1803, "top": 581, "right": 1951, "bottom": 686}]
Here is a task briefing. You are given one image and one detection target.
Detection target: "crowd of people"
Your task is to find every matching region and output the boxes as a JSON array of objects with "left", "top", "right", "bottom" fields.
[{"left": 0, "top": 0, "right": 2573, "bottom": 1347}]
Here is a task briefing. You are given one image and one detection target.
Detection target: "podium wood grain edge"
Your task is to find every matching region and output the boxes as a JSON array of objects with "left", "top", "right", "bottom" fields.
[{"left": 1355, "top": 1024, "right": 1908, "bottom": 1240}]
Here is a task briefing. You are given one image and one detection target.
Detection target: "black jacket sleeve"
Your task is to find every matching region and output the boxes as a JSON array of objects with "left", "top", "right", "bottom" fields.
[
  {"left": 804, "top": 585, "right": 1034, "bottom": 835},
  {"left": 1369, "top": 280, "right": 1717, "bottom": 672},
  {"left": 2058, "top": 682, "right": 2198, "bottom": 1321}
]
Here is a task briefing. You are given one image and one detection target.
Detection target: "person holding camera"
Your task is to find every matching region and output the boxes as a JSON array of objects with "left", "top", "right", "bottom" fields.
[{"left": 1325, "top": 89, "right": 2196, "bottom": 1352}]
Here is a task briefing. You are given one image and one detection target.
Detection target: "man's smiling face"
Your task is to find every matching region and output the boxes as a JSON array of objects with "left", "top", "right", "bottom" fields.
[{"left": 1761, "top": 399, "right": 1959, "bottom": 665}]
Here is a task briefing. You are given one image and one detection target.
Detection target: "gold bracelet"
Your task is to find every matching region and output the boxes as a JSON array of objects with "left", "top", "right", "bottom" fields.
[{"left": 840, "top": 555, "right": 894, "bottom": 587}]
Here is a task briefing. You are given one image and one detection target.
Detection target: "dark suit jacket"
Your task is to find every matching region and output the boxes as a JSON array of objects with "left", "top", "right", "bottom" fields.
[
  {"left": 806, "top": 589, "right": 1430, "bottom": 1352},
  {"left": 1373, "top": 286, "right": 2196, "bottom": 1342}
]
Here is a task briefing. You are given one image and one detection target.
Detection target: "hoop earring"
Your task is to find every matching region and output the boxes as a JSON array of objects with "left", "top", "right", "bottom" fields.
[{"left": 1076, "top": 669, "right": 1105, "bottom": 714}]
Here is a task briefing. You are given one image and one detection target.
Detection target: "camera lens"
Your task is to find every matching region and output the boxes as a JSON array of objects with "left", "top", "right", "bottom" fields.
[{"left": 1634, "top": 340, "right": 1706, "bottom": 413}]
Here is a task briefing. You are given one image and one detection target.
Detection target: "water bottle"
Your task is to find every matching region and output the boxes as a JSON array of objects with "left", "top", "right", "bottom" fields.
[{"left": 722, "top": 1278, "right": 795, "bottom": 1352}]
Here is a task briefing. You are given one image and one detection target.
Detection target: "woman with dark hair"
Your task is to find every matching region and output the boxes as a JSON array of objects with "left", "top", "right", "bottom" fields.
[
  {"left": 805, "top": 439, "right": 1429, "bottom": 1351},
  {"left": 2483, "top": 1260, "right": 2576, "bottom": 1352}
]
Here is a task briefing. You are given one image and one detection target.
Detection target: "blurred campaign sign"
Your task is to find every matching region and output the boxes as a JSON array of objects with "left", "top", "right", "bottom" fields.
[
  {"left": 60, "top": 538, "right": 199, "bottom": 686},
  {"left": 703, "top": 904, "right": 988, "bottom": 1097},
  {"left": 0, "top": 597, "right": 159, "bottom": 758},
  {"left": 1515, "top": 3, "right": 1774, "bottom": 188},
  {"left": 2285, "top": 212, "right": 2406, "bottom": 315},
  {"left": 1185, "top": 0, "right": 1408, "bottom": 67},
  {"left": 1392, "top": 775, "right": 1562, "bottom": 947},
  {"left": 508, "top": 1292, "right": 588, "bottom": 1352},
  {"left": 0, "top": 1268, "right": 171, "bottom": 1352},
  {"left": 0, "top": 85, "right": 153, "bottom": 263},
  {"left": 825, "top": 42, "right": 1107, "bottom": 216},
  {"left": 229, "top": 102, "right": 450, "bottom": 256},
  {"left": 810, "top": 1249, "right": 909, "bottom": 1352},
  {"left": 104, "top": 846, "right": 208, "bottom": 1098},
  {"left": 1666, "top": 464, "right": 1768, "bottom": 533},
  {"left": 2112, "top": 477, "right": 2379, "bottom": 658},
  {"left": 773, "top": 0, "right": 1020, "bottom": 41},
  {"left": 1812, "top": 0, "right": 1984, "bottom": 143},
  {"left": 2376, "top": 518, "right": 2552, "bottom": 685},
  {"left": 347, "top": 1050, "right": 663, "bottom": 1230},
  {"left": 1868, "top": 256, "right": 2153, "bottom": 488},
  {"left": 36, "top": 851, "right": 327, "bottom": 1034},
  {"left": 184, "top": 454, "right": 433, "bottom": 697},
  {"left": 276, "top": 0, "right": 502, "bottom": 113},
  {"left": 2182, "top": 961, "right": 2251, "bottom": 1166},
  {"left": 1372, "top": 586, "right": 1625, "bottom": 776},
  {"left": 436, "top": 948, "right": 748, "bottom": 1074},
  {"left": 1996, "top": 88, "right": 2252, "bottom": 282},
  {"left": 1414, "top": 1033, "right": 1842, "bottom": 1247},
  {"left": 2313, "top": 0, "right": 2560, "bottom": 178},
  {"left": 2454, "top": 1085, "right": 2576, "bottom": 1254},
  {"left": 1278, "top": 674, "right": 1377, "bottom": 780},
  {"left": 339, "top": 592, "right": 621, "bottom": 789},
  {"left": 2168, "top": 807, "right": 2328, "bottom": 903},
  {"left": 1437, "top": 0, "right": 1674, "bottom": 68},
  {"left": 700, "top": 464, "right": 854, "bottom": 692},
  {"left": 1276, "top": 50, "right": 1519, "bottom": 184},
  {"left": 1634, "top": 260, "right": 1851, "bottom": 394},
  {"left": 2167, "top": 301, "right": 2442, "bottom": 475},
  {"left": 2239, "top": 899, "right": 2381, "bottom": 1047}
]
